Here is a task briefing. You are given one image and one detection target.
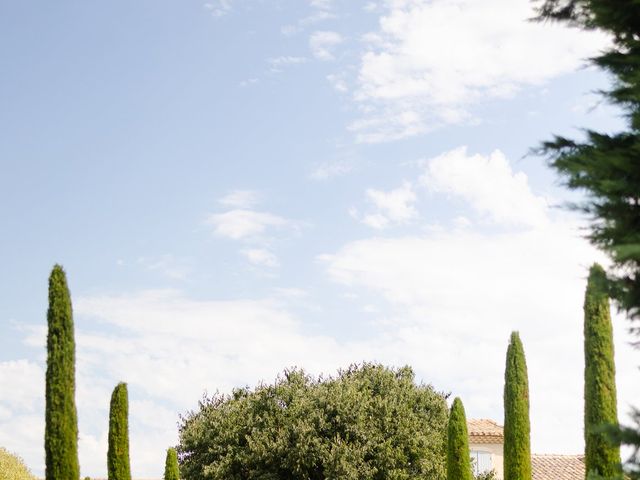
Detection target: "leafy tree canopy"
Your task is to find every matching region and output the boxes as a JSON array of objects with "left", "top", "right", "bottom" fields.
[{"left": 178, "top": 363, "right": 448, "bottom": 480}]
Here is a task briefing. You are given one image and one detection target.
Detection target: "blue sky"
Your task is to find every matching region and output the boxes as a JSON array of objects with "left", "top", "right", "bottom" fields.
[{"left": 1, "top": 0, "right": 639, "bottom": 477}]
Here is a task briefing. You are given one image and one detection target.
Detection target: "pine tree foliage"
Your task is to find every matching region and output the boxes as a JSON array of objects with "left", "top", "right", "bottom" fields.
[
  {"left": 164, "top": 448, "right": 180, "bottom": 480},
  {"left": 447, "top": 397, "right": 473, "bottom": 480},
  {"left": 108, "top": 383, "right": 131, "bottom": 480},
  {"left": 45, "top": 265, "right": 80, "bottom": 480},
  {"left": 503, "top": 332, "right": 531, "bottom": 480},
  {"left": 533, "top": 0, "right": 640, "bottom": 325},
  {"left": 534, "top": 1, "right": 640, "bottom": 474},
  {"left": 584, "top": 263, "right": 621, "bottom": 478}
]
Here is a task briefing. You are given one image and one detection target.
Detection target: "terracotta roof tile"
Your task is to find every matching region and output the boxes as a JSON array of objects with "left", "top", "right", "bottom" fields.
[
  {"left": 467, "top": 419, "right": 504, "bottom": 443},
  {"left": 531, "top": 454, "right": 585, "bottom": 480}
]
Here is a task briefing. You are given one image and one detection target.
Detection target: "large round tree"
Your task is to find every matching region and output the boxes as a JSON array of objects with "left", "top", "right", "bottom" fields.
[
  {"left": 503, "top": 332, "right": 531, "bottom": 480},
  {"left": 179, "top": 363, "right": 448, "bottom": 480},
  {"left": 584, "top": 263, "right": 620, "bottom": 478},
  {"left": 45, "top": 265, "right": 80, "bottom": 480},
  {"left": 108, "top": 383, "right": 131, "bottom": 480},
  {"left": 447, "top": 397, "right": 472, "bottom": 480}
]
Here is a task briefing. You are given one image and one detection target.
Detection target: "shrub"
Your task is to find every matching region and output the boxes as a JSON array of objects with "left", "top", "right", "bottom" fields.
[{"left": 0, "top": 447, "right": 37, "bottom": 480}]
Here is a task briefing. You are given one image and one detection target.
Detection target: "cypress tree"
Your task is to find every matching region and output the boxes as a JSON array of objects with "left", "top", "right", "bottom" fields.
[
  {"left": 584, "top": 263, "right": 621, "bottom": 478},
  {"left": 45, "top": 265, "right": 80, "bottom": 480},
  {"left": 503, "top": 331, "right": 531, "bottom": 480},
  {"left": 164, "top": 448, "right": 180, "bottom": 480},
  {"left": 447, "top": 397, "right": 473, "bottom": 480},
  {"left": 108, "top": 382, "right": 131, "bottom": 480}
]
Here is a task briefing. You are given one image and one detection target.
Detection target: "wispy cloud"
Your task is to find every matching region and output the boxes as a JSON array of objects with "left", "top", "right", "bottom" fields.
[
  {"left": 242, "top": 248, "right": 280, "bottom": 268},
  {"left": 281, "top": 0, "right": 337, "bottom": 36},
  {"left": 267, "top": 56, "right": 308, "bottom": 73},
  {"left": 344, "top": 0, "right": 609, "bottom": 142},
  {"left": 206, "top": 209, "right": 288, "bottom": 240},
  {"left": 137, "top": 254, "right": 193, "bottom": 281},
  {"left": 352, "top": 181, "right": 418, "bottom": 229},
  {"left": 310, "top": 31, "right": 344, "bottom": 61},
  {"left": 219, "top": 189, "right": 261, "bottom": 209},
  {"left": 204, "top": 0, "right": 233, "bottom": 17}
]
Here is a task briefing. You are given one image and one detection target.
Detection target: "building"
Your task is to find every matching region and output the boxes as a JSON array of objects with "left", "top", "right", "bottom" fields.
[{"left": 468, "top": 419, "right": 585, "bottom": 480}]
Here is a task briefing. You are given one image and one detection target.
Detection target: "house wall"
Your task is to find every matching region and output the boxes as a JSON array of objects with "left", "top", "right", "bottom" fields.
[{"left": 469, "top": 442, "right": 503, "bottom": 480}]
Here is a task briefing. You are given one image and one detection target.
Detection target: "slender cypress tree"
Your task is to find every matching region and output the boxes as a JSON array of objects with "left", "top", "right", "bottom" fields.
[
  {"left": 164, "top": 448, "right": 180, "bottom": 480},
  {"left": 584, "top": 263, "right": 621, "bottom": 478},
  {"left": 45, "top": 265, "right": 80, "bottom": 480},
  {"left": 108, "top": 382, "right": 131, "bottom": 480},
  {"left": 447, "top": 397, "right": 473, "bottom": 480},
  {"left": 503, "top": 331, "right": 531, "bottom": 480}
]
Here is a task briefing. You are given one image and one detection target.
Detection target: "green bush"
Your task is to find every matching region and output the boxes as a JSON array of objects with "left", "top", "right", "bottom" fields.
[
  {"left": 179, "top": 363, "right": 449, "bottom": 480},
  {"left": 0, "top": 448, "right": 37, "bottom": 480}
]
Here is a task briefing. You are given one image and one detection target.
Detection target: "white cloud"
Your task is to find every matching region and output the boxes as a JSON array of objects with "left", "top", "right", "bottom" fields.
[
  {"left": 318, "top": 145, "right": 640, "bottom": 457},
  {"left": 239, "top": 78, "right": 259, "bottom": 88},
  {"left": 310, "top": 31, "right": 344, "bottom": 61},
  {"left": 268, "top": 56, "right": 308, "bottom": 73},
  {"left": 320, "top": 209, "right": 640, "bottom": 458},
  {"left": 0, "top": 360, "right": 45, "bottom": 474},
  {"left": 219, "top": 190, "right": 261, "bottom": 209},
  {"left": 420, "top": 146, "right": 549, "bottom": 227},
  {"left": 241, "top": 248, "right": 280, "bottom": 268},
  {"left": 206, "top": 209, "right": 288, "bottom": 240},
  {"left": 204, "top": 0, "right": 233, "bottom": 17},
  {"left": 327, "top": 73, "right": 348, "bottom": 93},
  {"left": 364, "top": 181, "right": 418, "bottom": 228},
  {"left": 348, "top": 0, "right": 609, "bottom": 142},
  {"left": 281, "top": 0, "right": 337, "bottom": 36},
  {"left": 137, "top": 254, "right": 192, "bottom": 280},
  {"left": 310, "top": 159, "right": 354, "bottom": 180}
]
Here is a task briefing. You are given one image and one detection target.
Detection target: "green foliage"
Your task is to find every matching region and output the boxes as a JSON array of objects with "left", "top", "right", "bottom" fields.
[
  {"left": 533, "top": 0, "right": 640, "bottom": 325},
  {"left": 585, "top": 264, "right": 621, "bottom": 478},
  {"left": 0, "top": 448, "right": 37, "bottom": 480},
  {"left": 447, "top": 397, "right": 472, "bottom": 480},
  {"left": 108, "top": 382, "right": 131, "bottom": 480},
  {"left": 601, "top": 408, "right": 640, "bottom": 479},
  {"left": 45, "top": 264, "right": 80, "bottom": 480},
  {"left": 503, "top": 332, "right": 531, "bottom": 480},
  {"left": 474, "top": 470, "right": 497, "bottom": 480},
  {"left": 178, "top": 363, "right": 449, "bottom": 480},
  {"left": 164, "top": 448, "right": 180, "bottom": 480}
]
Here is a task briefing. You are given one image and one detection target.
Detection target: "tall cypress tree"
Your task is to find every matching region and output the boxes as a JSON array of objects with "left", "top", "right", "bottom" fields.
[
  {"left": 108, "top": 383, "right": 131, "bottom": 480},
  {"left": 45, "top": 265, "right": 80, "bottom": 480},
  {"left": 447, "top": 397, "right": 472, "bottom": 480},
  {"left": 164, "top": 448, "right": 180, "bottom": 480},
  {"left": 503, "top": 331, "right": 531, "bottom": 480},
  {"left": 584, "top": 263, "right": 621, "bottom": 478}
]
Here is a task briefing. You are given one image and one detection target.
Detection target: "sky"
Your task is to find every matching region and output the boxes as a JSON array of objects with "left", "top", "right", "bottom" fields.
[{"left": 1, "top": 0, "right": 639, "bottom": 477}]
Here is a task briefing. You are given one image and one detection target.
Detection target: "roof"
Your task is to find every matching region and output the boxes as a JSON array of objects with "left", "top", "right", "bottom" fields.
[
  {"left": 467, "top": 419, "right": 504, "bottom": 444},
  {"left": 532, "top": 454, "right": 585, "bottom": 480}
]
